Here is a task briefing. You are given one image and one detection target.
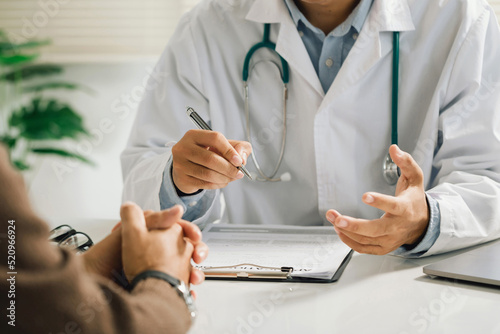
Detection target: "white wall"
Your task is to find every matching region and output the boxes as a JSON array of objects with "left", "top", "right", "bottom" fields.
[
  {"left": 28, "top": 61, "right": 156, "bottom": 223},
  {"left": 24, "top": 0, "right": 500, "bottom": 226}
]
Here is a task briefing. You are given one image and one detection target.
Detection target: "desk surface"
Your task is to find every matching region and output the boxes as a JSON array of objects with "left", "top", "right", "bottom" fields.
[{"left": 67, "top": 219, "right": 500, "bottom": 334}]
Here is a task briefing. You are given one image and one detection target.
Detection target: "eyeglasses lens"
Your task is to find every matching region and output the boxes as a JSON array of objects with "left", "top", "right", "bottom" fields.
[
  {"left": 59, "top": 233, "right": 91, "bottom": 250},
  {"left": 49, "top": 225, "right": 73, "bottom": 241}
]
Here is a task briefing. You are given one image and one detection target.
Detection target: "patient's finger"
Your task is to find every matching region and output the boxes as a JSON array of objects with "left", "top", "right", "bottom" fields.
[
  {"left": 120, "top": 202, "right": 147, "bottom": 246},
  {"left": 145, "top": 205, "right": 184, "bottom": 230},
  {"left": 190, "top": 268, "right": 205, "bottom": 285},
  {"left": 178, "top": 220, "right": 202, "bottom": 242},
  {"left": 191, "top": 242, "right": 208, "bottom": 264},
  {"left": 112, "top": 222, "right": 122, "bottom": 232}
]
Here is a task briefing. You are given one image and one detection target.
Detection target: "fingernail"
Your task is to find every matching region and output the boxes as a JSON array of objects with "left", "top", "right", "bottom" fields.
[
  {"left": 236, "top": 171, "right": 244, "bottom": 179},
  {"left": 231, "top": 155, "right": 243, "bottom": 166},
  {"left": 198, "top": 250, "right": 206, "bottom": 259},
  {"left": 173, "top": 204, "right": 184, "bottom": 215},
  {"left": 364, "top": 194, "right": 374, "bottom": 203},
  {"left": 337, "top": 219, "right": 348, "bottom": 228},
  {"left": 241, "top": 152, "right": 248, "bottom": 164},
  {"left": 326, "top": 211, "right": 336, "bottom": 222}
]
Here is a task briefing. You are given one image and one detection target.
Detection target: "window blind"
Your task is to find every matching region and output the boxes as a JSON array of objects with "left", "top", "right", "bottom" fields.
[
  {"left": 0, "top": 0, "right": 200, "bottom": 62},
  {"left": 1, "top": 0, "right": 499, "bottom": 62}
]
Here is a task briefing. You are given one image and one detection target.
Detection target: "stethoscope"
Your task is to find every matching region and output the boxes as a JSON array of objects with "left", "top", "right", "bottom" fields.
[{"left": 243, "top": 23, "right": 401, "bottom": 185}]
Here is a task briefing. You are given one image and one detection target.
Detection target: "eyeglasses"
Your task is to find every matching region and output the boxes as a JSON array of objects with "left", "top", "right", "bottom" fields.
[{"left": 49, "top": 225, "right": 93, "bottom": 253}]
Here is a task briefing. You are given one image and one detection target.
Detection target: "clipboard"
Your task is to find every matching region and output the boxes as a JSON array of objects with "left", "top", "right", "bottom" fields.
[
  {"left": 197, "top": 223, "right": 354, "bottom": 283},
  {"left": 201, "top": 250, "right": 354, "bottom": 284}
]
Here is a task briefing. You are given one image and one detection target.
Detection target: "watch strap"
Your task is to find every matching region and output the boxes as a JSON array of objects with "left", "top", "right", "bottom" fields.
[{"left": 130, "top": 270, "right": 181, "bottom": 290}]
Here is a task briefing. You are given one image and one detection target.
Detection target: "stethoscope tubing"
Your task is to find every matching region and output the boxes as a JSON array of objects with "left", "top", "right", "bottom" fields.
[
  {"left": 243, "top": 24, "right": 401, "bottom": 185},
  {"left": 243, "top": 23, "right": 289, "bottom": 182},
  {"left": 383, "top": 31, "right": 402, "bottom": 185},
  {"left": 391, "top": 31, "right": 400, "bottom": 147}
]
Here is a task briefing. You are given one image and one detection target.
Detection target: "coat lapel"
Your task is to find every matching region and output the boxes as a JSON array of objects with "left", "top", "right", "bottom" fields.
[
  {"left": 327, "top": 0, "right": 416, "bottom": 98},
  {"left": 246, "top": 0, "right": 324, "bottom": 97}
]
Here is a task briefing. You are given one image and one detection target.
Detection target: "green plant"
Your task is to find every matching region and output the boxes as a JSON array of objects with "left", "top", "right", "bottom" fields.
[{"left": 0, "top": 29, "right": 93, "bottom": 170}]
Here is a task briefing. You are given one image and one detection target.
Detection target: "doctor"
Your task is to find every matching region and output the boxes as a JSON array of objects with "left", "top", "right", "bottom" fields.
[{"left": 122, "top": 0, "right": 500, "bottom": 257}]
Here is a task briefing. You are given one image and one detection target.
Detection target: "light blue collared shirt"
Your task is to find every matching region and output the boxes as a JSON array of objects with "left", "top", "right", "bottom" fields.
[
  {"left": 159, "top": 0, "right": 441, "bottom": 257},
  {"left": 284, "top": 0, "right": 373, "bottom": 93}
]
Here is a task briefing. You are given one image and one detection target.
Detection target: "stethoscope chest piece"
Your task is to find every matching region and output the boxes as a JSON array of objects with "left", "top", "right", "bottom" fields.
[{"left": 383, "top": 153, "right": 400, "bottom": 185}]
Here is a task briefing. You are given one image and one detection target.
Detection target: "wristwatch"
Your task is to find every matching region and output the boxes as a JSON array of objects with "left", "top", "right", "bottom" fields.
[{"left": 131, "top": 270, "right": 197, "bottom": 320}]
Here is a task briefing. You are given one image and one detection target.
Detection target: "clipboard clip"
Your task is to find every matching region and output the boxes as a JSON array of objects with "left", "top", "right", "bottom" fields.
[{"left": 202, "top": 263, "right": 294, "bottom": 280}]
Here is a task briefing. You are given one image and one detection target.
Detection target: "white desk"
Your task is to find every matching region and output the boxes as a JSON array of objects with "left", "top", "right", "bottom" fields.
[{"left": 69, "top": 219, "right": 500, "bottom": 334}]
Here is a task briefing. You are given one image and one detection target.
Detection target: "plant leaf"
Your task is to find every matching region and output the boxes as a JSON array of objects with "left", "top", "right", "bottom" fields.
[
  {"left": 0, "top": 136, "right": 17, "bottom": 149},
  {"left": 0, "top": 53, "right": 39, "bottom": 66},
  {"left": 0, "top": 40, "right": 51, "bottom": 55},
  {"left": 12, "top": 160, "right": 30, "bottom": 171},
  {"left": 1, "top": 64, "right": 63, "bottom": 82},
  {"left": 31, "top": 148, "right": 94, "bottom": 165},
  {"left": 9, "top": 98, "right": 90, "bottom": 141},
  {"left": 23, "top": 81, "right": 95, "bottom": 95}
]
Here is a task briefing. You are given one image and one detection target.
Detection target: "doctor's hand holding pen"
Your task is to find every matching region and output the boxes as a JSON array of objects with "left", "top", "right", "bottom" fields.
[
  {"left": 171, "top": 129, "right": 252, "bottom": 195},
  {"left": 327, "top": 145, "right": 430, "bottom": 256}
]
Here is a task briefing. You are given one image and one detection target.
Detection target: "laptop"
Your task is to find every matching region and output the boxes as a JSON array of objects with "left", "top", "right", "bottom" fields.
[{"left": 423, "top": 240, "right": 500, "bottom": 287}]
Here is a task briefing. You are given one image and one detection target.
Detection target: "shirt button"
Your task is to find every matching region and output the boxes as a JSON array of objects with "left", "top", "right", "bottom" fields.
[
  {"left": 189, "top": 201, "right": 197, "bottom": 207},
  {"left": 325, "top": 58, "right": 334, "bottom": 68},
  {"left": 353, "top": 33, "right": 359, "bottom": 40},
  {"left": 299, "top": 30, "right": 304, "bottom": 37}
]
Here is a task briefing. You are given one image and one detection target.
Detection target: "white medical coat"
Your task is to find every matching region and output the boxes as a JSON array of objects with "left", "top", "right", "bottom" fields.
[{"left": 122, "top": 0, "right": 500, "bottom": 256}]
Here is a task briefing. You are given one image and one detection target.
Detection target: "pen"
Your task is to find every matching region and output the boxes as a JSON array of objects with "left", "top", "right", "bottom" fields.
[{"left": 186, "top": 107, "right": 253, "bottom": 180}]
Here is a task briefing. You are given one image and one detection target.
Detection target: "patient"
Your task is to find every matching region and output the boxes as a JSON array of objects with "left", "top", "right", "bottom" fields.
[{"left": 0, "top": 145, "right": 207, "bottom": 333}]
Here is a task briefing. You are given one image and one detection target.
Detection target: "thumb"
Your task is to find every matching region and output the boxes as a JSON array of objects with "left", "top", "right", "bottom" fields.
[
  {"left": 389, "top": 145, "right": 423, "bottom": 185},
  {"left": 120, "top": 202, "right": 147, "bottom": 240},
  {"left": 146, "top": 205, "right": 185, "bottom": 230}
]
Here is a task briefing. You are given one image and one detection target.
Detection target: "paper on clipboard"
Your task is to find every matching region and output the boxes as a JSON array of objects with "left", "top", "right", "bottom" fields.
[{"left": 195, "top": 224, "right": 352, "bottom": 281}]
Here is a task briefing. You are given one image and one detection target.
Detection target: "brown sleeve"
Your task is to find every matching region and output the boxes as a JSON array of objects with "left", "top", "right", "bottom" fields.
[{"left": 0, "top": 146, "right": 191, "bottom": 334}]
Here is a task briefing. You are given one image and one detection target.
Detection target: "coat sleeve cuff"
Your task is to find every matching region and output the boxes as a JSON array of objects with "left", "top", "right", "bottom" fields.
[
  {"left": 160, "top": 156, "right": 217, "bottom": 225},
  {"left": 392, "top": 193, "right": 441, "bottom": 258}
]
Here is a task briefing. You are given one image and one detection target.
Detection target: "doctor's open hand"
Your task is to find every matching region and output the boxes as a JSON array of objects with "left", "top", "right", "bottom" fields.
[
  {"left": 326, "top": 145, "right": 430, "bottom": 255},
  {"left": 172, "top": 129, "right": 252, "bottom": 194}
]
